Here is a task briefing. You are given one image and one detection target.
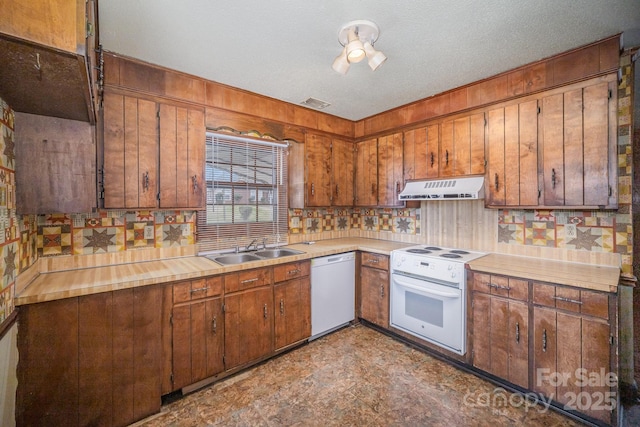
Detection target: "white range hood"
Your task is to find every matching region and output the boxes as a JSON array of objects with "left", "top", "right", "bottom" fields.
[{"left": 398, "top": 176, "right": 485, "bottom": 201}]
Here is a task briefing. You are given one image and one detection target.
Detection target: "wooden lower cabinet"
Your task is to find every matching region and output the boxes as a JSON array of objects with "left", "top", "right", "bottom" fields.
[
  {"left": 17, "top": 285, "right": 163, "bottom": 427},
  {"left": 359, "top": 252, "right": 390, "bottom": 328},
  {"left": 533, "top": 302, "right": 614, "bottom": 423},
  {"left": 469, "top": 271, "right": 617, "bottom": 425},
  {"left": 274, "top": 261, "right": 311, "bottom": 351},
  {"left": 471, "top": 273, "right": 529, "bottom": 388}
]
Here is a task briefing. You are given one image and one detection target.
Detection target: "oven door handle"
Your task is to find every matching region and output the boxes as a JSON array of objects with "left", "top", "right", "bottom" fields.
[{"left": 393, "top": 278, "right": 460, "bottom": 298}]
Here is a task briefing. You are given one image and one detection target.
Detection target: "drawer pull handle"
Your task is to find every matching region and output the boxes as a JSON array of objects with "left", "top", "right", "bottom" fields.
[
  {"left": 142, "top": 171, "right": 150, "bottom": 191},
  {"left": 280, "top": 299, "right": 284, "bottom": 315},
  {"left": 542, "top": 329, "right": 547, "bottom": 352},
  {"left": 430, "top": 152, "right": 435, "bottom": 168},
  {"left": 551, "top": 168, "right": 557, "bottom": 189},
  {"left": 445, "top": 149, "right": 449, "bottom": 166},
  {"left": 287, "top": 269, "right": 300, "bottom": 275},
  {"left": 335, "top": 184, "right": 339, "bottom": 196},
  {"left": 368, "top": 259, "right": 379, "bottom": 264},
  {"left": 515, "top": 322, "right": 520, "bottom": 343},
  {"left": 241, "top": 278, "right": 259, "bottom": 284},
  {"left": 192, "top": 175, "right": 199, "bottom": 193},
  {"left": 190, "top": 286, "right": 210, "bottom": 294},
  {"left": 488, "top": 283, "right": 510, "bottom": 291},
  {"left": 212, "top": 316, "right": 217, "bottom": 333},
  {"left": 552, "top": 296, "right": 582, "bottom": 305},
  {"left": 380, "top": 285, "right": 385, "bottom": 297},
  {"left": 263, "top": 304, "right": 268, "bottom": 319},
  {"left": 311, "top": 182, "right": 315, "bottom": 196},
  {"left": 494, "top": 173, "right": 499, "bottom": 191}
]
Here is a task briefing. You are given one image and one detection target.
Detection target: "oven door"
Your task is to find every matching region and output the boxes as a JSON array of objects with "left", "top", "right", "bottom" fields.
[{"left": 390, "top": 272, "right": 465, "bottom": 355}]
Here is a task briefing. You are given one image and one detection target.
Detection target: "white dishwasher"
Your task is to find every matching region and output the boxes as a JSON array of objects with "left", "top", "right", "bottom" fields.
[{"left": 310, "top": 252, "right": 356, "bottom": 340}]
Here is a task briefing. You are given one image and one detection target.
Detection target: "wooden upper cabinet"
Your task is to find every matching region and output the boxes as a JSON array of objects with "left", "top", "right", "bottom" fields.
[
  {"left": 403, "top": 126, "right": 438, "bottom": 181},
  {"left": 453, "top": 113, "right": 485, "bottom": 176},
  {"left": 486, "top": 99, "right": 538, "bottom": 207},
  {"left": 377, "top": 132, "right": 404, "bottom": 207},
  {"left": 158, "top": 103, "right": 205, "bottom": 209},
  {"left": 304, "top": 133, "right": 332, "bottom": 207},
  {"left": 332, "top": 138, "right": 354, "bottom": 206},
  {"left": 440, "top": 121, "right": 454, "bottom": 177},
  {"left": 103, "top": 92, "right": 158, "bottom": 209},
  {"left": 354, "top": 138, "right": 378, "bottom": 207},
  {"left": 541, "top": 78, "right": 616, "bottom": 208}
]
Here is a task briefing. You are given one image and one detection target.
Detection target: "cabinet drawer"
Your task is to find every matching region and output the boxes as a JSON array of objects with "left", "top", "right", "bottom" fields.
[
  {"left": 273, "top": 260, "right": 310, "bottom": 283},
  {"left": 173, "top": 277, "right": 223, "bottom": 303},
  {"left": 225, "top": 267, "right": 272, "bottom": 293},
  {"left": 532, "top": 282, "right": 609, "bottom": 320},
  {"left": 361, "top": 252, "right": 389, "bottom": 271},
  {"left": 472, "top": 273, "right": 528, "bottom": 301}
]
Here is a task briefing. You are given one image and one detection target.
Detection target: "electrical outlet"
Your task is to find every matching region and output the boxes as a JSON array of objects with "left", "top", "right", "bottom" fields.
[
  {"left": 565, "top": 223, "right": 577, "bottom": 239},
  {"left": 144, "top": 225, "right": 155, "bottom": 240},
  {"left": 181, "top": 223, "right": 191, "bottom": 236}
]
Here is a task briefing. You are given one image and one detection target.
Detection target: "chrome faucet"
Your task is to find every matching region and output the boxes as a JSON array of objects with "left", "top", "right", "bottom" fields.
[{"left": 246, "top": 238, "right": 258, "bottom": 251}]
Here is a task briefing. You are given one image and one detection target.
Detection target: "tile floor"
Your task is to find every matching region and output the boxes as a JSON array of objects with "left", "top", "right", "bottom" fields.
[{"left": 137, "top": 324, "right": 585, "bottom": 426}]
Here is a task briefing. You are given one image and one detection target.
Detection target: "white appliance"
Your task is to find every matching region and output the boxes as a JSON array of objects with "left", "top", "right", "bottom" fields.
[
  {"left": 398, "top": 176, "right": 485, "bottom": 200},
  {"left": 390, "top": 245, "right": 486, "bottom": 355},
  {"left": 310, "top": 252, "right": 356, "bottom": 340}
]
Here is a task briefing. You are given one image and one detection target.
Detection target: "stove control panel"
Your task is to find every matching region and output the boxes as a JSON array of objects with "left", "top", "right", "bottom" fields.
[{"left": 391, "top": 252, "right": 466, "bottom": 285}]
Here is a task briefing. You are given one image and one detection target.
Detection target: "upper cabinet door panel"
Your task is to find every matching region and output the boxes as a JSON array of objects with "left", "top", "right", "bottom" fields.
[
  {"left": 305, "top": 133, "right": 332, "bottom": 207},
  {"left": 332, "top": 138, "right": 354, "bottom": 207},
  {"left": 541, "top": 93, "right": 565, "bottom": 206},
  {"left": 377, "top": 133, "right": 404, "bottom": 207},
  {"left": 439, "top": 121, "right": 454, "bottom": 177},
  {"left": 582, "top": 82, "right": 611, "bottom": 207},
  {"left": 355, "top": 138, "right": 378, "bottom": 207}
]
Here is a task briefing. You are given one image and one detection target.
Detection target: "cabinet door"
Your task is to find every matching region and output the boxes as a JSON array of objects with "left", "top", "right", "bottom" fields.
[
  {"left": 472, "top": 292, "right": 491, "bottom": 373},
  {"left": 508, "top": 300, "right": 529, "bottom": 388},
  {"left": 17, "top": 298, "right": 79, "bottom": 427},
  {"left": 532, "top": 306, "right": 557, "bottom": 397},
  {"left": 360, "top": 266, "right": 389, "bottom": 328},
  {"left": 426, "top": 124, "right": 440, "bottom": 178},
  {"left": 305, "top": 133, "right": 332, "bottom": 207},
  {"left": 332, "top": 138, "right": 354, "bottom": 206},
  {"left": 205, "top": 298, "right": 225, "bottom": 378},
  {"left": 274, "top": 277, "right": 311, "bottom": 350},
  {"left": 159, "top": 103, "right": 205, "bottom": 208},
  {"left": 355, "top": 138, "right": 378, "bottom": 206},
  {"left": 377, "top": 132, "right": 404, "bottom": 207},
  {"left": 439, "top": 120, "right": 454, "bottom": 177},
  {"left": 403, "top": 127, "right": 428, "bottom": 181},
  {"left": 451, "top": 113, "right": 485, "bottom": 176},
  {"left": 224, "top": 286, "right": 273, "bottom": 370},
  {"left": 103, "top": 93, "right": 158, "bottom": 208},
  {"left": 486, "top": 100, "right": 538, "bottom": 207},
  {"left": 486, "top": 108, "right": 505, "bottom": 205}
]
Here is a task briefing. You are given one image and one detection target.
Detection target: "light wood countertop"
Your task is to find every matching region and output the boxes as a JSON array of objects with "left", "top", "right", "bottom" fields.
[
  {"left": 17, "top": 238, "right": 621, "bottom": 305},
  {"left": 16, "top": 238, "right": 412, "bottom": 306},
  {"left": 467, "top": 253, "right": 620, "bottom": 293}
]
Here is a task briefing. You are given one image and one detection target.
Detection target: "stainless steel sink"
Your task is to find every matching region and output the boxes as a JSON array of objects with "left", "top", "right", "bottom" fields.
[
  {"left": 254, "top": 248, "right": 304, "bottom": 258},
  {"left": 206, "top": 253, "right": 262, "bottom": 265},
  {"left": 204, "top": 247, "right": 305, "bottom": 265}
]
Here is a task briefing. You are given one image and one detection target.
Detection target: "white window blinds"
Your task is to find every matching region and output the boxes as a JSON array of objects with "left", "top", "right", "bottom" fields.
[{"left": 197, "top": 132, "right": 289, "bottom": 252}]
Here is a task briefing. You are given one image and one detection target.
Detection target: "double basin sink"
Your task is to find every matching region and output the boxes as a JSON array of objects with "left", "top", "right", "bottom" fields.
[{"left": 204, "top": 248, "right": 305, "bottom": 265}]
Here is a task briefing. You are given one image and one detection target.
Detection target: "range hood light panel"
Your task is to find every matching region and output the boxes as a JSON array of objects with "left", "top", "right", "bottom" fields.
[{"left": 398, "top": 176, "right": 485, "bottom": 200}]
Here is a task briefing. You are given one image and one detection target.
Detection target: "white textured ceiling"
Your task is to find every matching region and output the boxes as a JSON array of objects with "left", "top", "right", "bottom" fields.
[{"left": 98, "top": 1, "right": 640, "bottom": 121}]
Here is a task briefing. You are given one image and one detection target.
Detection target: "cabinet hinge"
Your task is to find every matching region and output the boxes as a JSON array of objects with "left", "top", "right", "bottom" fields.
[
  {"left": 608, "top": 89, "right": 613, "bottom": 99},
  {"left": 484, "top": 115, "right": 487, "bottom": 127},
  {"left": 538, "top": 189, "right": 541, "bottom": 199},
  {"left": 222, "top": 303, "right": 226, "bottom": 313},
  {"left": 223, "top": 355, "right": 226, "bottom": 366},
  {"left": 98, "top": 191, "right": 104, "bottom": 200},
  {"left": 169, "top": 314, "right": 173, "bottom": 325},
  {"left": 609, "top": 186, "right": 612, "bottom": 197},
  {"left": 170, "top": 372, "right": 174, "bottom": 384},
  {"left": 483, "top": 159, "right": 487, "bottom": 167},
  {"left": 610, "top": 334, "right": 614, "bottom": 346},
  {"left": 537, "top": 106, "right": 541, "bottom": 114},
  {"left": 157, "top": 192, "right": 161, "bottom": 201}
]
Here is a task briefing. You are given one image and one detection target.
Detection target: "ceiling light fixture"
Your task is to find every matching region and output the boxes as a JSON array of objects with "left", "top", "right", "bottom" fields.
[{"left": 332, "top": 20, "right": 386, "bottom": 75}]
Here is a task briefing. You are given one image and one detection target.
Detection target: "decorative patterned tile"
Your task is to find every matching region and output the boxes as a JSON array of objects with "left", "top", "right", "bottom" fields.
[
  {"left": 74, "top": 226, "right": 125, "bottom": 255},
  {"left": 156, "top": 224, "right": 188, "bottom": 247},
  {"left": 524, "top": 220, "right": 556, "bottom": 247},
  {"left": 38, "top": 225, "right": 72, "bottom": 256},
  {"left": 0, "top": 285, "right": 14, "bottom": 324},
  {"left": 126, "top": 221, "right": 155, "bottom": 249},
  {"left": 393, "top": 210, "right": 416, "bottom": 235},
  {"left": 334, "top": 210, "right": 350, "bottom": 231},
  {"left": 379, "top": 212, "right": 393, "bottom": 232}
]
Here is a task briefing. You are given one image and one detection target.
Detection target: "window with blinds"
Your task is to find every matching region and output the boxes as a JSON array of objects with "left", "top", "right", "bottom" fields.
[{"left": 197, "top": 132, "right": 289, "bottom": 253}]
